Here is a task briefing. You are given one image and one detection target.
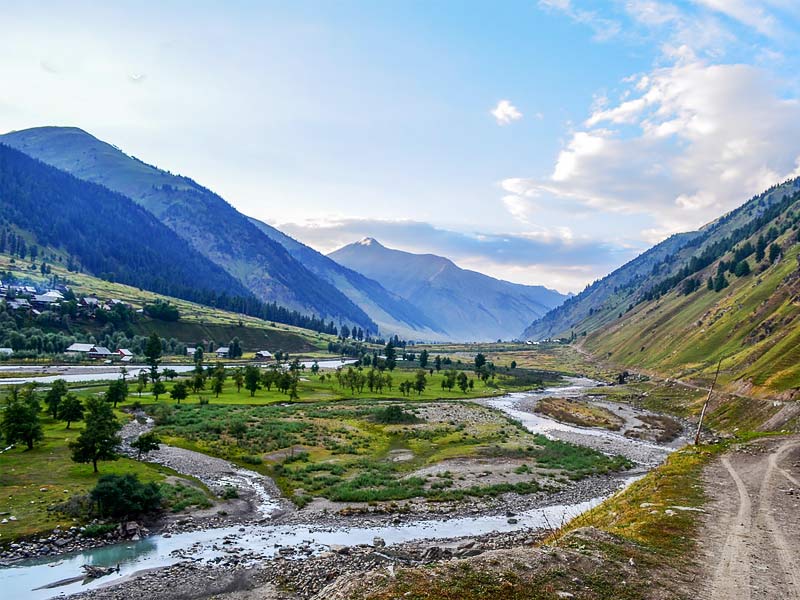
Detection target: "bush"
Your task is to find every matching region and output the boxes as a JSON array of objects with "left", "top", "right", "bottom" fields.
[
  {"left": 83, "top": 523, "right": 118, "bottom": 538},
  {"left": 374, "top": 405, "right": 419, "bottom": 424},
  {"left": 241, "top": 454, "right": 263, "bottom": 465},
  {"left": 90, "top": 474, "right": 162, "bottom": 518},
  {"left": 221, "top": 485, "right": 239, "bottom": 499},
  {"left": 149, "top": 402, "right": 175, "bottom": 425},
  {"left": 160, "top": 482, "right": 212, "bottom": 512},
  {"left": 143, "top": 300, "right": 180, "bottom": 321}
]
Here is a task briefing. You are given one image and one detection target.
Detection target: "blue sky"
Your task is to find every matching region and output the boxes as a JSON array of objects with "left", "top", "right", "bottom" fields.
[{"left": 2, "top": 1, "right": 800, "bottom": 292}]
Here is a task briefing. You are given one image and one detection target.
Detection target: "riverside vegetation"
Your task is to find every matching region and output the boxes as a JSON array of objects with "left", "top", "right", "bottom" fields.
[{"left": 0, "top": 345, "right": 633, "bottom": 544}]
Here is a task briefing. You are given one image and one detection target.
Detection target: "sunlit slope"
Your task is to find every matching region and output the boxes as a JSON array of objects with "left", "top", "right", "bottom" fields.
[
  {"left": 583, "top": 200, "right": 800, "bottom": 396},
  {"left": 524, "top": 179, "right": 800, "bottom": 344}
]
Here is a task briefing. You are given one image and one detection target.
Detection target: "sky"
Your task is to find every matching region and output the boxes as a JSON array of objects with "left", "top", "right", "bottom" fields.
[{"left": 2, "top": 1, "right": 800, "bottom": 293}]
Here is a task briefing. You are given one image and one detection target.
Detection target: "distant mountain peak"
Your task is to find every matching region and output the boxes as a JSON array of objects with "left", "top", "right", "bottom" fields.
[{"left": 329, "top": 238, "right": 566, "bottom": 341}]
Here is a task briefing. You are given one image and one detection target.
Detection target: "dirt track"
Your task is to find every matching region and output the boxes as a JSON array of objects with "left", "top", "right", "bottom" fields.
[{"left": 698, "top": 436, "right": 800, "bottom": 600}]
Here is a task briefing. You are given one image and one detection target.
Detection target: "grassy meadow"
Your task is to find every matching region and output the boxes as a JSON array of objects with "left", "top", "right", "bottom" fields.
[{"left": 0, "top": 411, "right": 212, "bottom": 542}]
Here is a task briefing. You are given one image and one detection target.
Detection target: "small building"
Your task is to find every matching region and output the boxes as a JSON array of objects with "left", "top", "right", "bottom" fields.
[
  {"left": 65, "top": 343, "right": 114, "bottom": 360},
  {"left": 32, "top": 294, "right": 60, "bottom": 308},
  {"left": 186, "top": 347, "right": 197, "bottom": 358},
  {"left": 66, "top": 343, "right": 96, "bottom": 354},
  {"left": 117, "top": 349, "right": 134, "bottom": 362},
  {"left": 215, "top": 347, "right": 230, "bottom": 359},
  {"left": 255, "top": 350, "right": 273, "bottom": 360},
  {"left": 0, "top": 348, "right": 13, "bottom": 356},
  {"left": 88, "top": 346, "right": 113, "bottom": 360},
  {"left": 7, "top": 298, "right": 31, "bottom": 311}
]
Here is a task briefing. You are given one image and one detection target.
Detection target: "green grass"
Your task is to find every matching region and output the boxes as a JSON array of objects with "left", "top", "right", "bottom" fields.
[
  {"left": 0, "top": 415, "right": 173, "bottom": 542},
  {"left": 129, "top": 368, "right": 517, "bottom": 407},
  {"left": 553, "top": 441, "right": 725, "bottom": 555},
  {"left": 151, "top": 399, "right": 630, "bottom": 506}
]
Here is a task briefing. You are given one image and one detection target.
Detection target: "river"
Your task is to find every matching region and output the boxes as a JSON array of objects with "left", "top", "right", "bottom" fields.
[
  {"left": 0, "top": 377, "right": 681, "bottom": 599},
  {"left": 0, "top": 359, "right": 356, "bottom": 386}
]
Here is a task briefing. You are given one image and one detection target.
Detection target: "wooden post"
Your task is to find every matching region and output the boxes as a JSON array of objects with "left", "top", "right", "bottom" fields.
[{"left": 694, "top": 358, "right": 722, "bottom": 445}]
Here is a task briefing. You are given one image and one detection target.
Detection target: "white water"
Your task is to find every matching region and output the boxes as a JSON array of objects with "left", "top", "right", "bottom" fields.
[{"left": 0, "top": 377, "right": 673, "bottom": 599}]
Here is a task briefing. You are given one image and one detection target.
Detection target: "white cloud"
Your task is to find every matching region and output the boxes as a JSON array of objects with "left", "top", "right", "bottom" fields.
[
  {"left": 490, "top": 100, "right": 523, "bottom": 125},
  {"left": 503, "top": 59, "right": 800, "bottom": 241},
  {"left": 692, "top": 0, "right": 780, "bottom": 38},
  {"left": 538, "top": 0, "right": 622, "bottom": 41}
]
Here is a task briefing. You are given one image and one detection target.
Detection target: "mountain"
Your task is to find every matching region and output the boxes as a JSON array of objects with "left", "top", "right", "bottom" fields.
[
  {"left": 329, "top": 238, "right": 567, "bottom": 341},
  {"left": 0, "top": 126, "right": 375, "bottom": 332},
  {"left": 525, "top": 178, "right": 800, "bottom": 396},
  {"left": 247, "top": 219, "right": 447, "bottom": 340},
  {"left": 0, "top": 142, "right": 250, "bottom": 304}
]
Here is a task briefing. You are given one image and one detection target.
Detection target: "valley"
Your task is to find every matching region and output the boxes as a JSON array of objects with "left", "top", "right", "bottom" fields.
[
  {"left": 4, "top": 3, "right": 800, "bottom": 598},
  {"left": 0, "top": 352, "right": 683, "bottom": 599}
]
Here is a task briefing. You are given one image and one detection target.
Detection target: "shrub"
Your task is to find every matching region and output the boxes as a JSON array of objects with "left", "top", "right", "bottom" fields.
[
  {"left": 83, "top": 523, "right": 118, "bottom": 538},
  {"left": 149, "top": 402, "right": 175, "bottom": 425},
  {"left": 160, "top": 482, "right": 212, "bottom": 512},
  {"left": 90, "top": 474, "right": 162, "bottom": 518},
  {"left": 221, "top": 485, "right": 239, "bottom": 499},
  {"left": 374, "top": 405, "right": 419, "bottom": 424},
  {"left": 241, "top": 454, "right": 263, "bottom": 465}
]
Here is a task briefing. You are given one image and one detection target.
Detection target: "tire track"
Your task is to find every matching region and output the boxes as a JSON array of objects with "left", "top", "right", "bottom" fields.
[
  {"left": 756, "top": 441, "right": 800, "bottom": 598},
  {"left": 710, "top": 456, "right": 752, "bottom": 600}
]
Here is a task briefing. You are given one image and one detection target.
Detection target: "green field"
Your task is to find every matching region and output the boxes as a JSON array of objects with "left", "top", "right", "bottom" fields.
[
  {"left": 153, "top": 399, "right": 631, "bottom": 506},
  {"left": 0, "top": 413, "right": 212, "bottom": 542}
]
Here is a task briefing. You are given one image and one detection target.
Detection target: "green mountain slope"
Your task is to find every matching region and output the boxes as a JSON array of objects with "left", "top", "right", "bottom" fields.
[
  {"left": 330, "top": 238, "right": 566, "bottom": 341},
  {"left": 248, "top": 219, "right": 447, "bottom": 340},
  {"left": 0, "top": 143, "right": 250, "bottom": 302},
  {"left": 530, "top": 179, "right": 800, "bottom": 397},
  {"left": 0, "top": 126, "right": 375, "bottom": 332}
]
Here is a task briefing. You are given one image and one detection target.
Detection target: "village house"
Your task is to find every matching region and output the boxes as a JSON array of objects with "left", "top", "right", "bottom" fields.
[
  {"left": 215, "top": 346, "right": 230, "bottom": 359},
  {"left": 65, "top": 343, "right": 114, "bottom": 360},
  {"left": 116, "top": 348, "right": 134, "bottom": 362},
  {"left": 255, "top": 350, "right": 273, "bottom": 360}
]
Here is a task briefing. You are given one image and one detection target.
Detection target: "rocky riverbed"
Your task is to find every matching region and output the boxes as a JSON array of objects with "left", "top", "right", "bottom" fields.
[
  {"left": 66, "top": 528, "right": 549, "bottom": 600},
  {"left": 1, "top": 380, "right": 688, "bottom": 600}
]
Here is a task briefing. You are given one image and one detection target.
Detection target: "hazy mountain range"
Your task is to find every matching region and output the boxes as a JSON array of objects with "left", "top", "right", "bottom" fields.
[
  {"left": 330, "top": 238, "right": 565, "bottom": 342},
  {"left": 0, "top": 126, "right": 567, "bottom": 342}
]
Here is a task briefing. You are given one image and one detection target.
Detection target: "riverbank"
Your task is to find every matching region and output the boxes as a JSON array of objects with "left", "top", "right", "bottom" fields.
[
  {"left": 0, "top": 377, "right": 688, "bottom": 599},
  {"left": 68, "top": 529, "right": 551, "bottom": 600}
]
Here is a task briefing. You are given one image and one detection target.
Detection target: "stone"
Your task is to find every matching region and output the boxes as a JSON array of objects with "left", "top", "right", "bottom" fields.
[
  {"left": 372, "top": 537, "right": 386, "bottom": 548},
  {"left": 125, "top": 521, "right": 140, "bottom": 533}
]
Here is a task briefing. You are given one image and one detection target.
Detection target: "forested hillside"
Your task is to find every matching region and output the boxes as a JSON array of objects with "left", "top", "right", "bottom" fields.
[
  {"left": 0, "top": 144, "right": 337, "bottom": 334},
  {"left": 1, "top": 127, "right": 376, "bottom": 332},
  {"left": 526, "top": 178, "right": 800, "bottom": 396}
]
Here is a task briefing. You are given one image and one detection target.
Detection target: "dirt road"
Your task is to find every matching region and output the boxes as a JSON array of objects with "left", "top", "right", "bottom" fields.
[{"left": 698, "top": 436, "right": 800, "bottom": 600}]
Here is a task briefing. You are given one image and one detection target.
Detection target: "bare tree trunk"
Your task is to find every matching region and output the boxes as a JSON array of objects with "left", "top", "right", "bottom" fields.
[{"left": 695, "top": 359, "right": 722, "bottom": 445}]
